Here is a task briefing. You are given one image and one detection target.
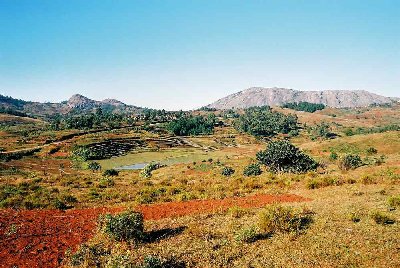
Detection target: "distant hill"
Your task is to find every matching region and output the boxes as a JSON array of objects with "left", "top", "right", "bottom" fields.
[
  {"left": 0, "top": 94, "right": 141, "bottom": 118},
  {"left": 207, "top": 87, "right": 397, "bottom": 109}
]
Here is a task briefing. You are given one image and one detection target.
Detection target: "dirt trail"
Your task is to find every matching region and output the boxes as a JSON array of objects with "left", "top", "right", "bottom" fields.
[{"left": 0, "top": 193, "right": 310, "bottom": 268}]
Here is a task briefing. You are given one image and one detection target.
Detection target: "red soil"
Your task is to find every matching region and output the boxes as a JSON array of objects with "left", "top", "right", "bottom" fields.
[{"left": 0, "top": 193, "right": 309, "bottom": 268}]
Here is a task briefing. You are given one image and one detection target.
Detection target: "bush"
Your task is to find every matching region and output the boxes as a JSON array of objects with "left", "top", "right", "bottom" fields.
[
  {"left": 243, "top": 163, "right": 262, "bottom": 176},
  {"left": 102, "top": 211, "right": 144, "bottom": 242},
  {"left": 339, "top": 154, "right": 362, "bottom": 170},
  {"left": 70, "top": 243, "right": 110, "bottom": 267},
  {"left": 329, "top": 151, "right": 338, "bottom": 160},
  {"left": 103, "top": 169, "right": 119, "bottom": 177},
  {"left": 234, "top": 225, "right": 259, "bottom": 243},
  {"left": 88, "top": 162, "right": 101, "bottom": 172},
  {"left": 370, "top": 211, "right": 395, "bottom": 225},
  {"left": 256, "top": 140, "right": 318, "bottom": 173},
  {"left": 366, "top": 147, "right": 378, "bottom": 155},
  {"left": 307, "top": 176, "right": 344, "bottom": 189},
  {"left": 258, "top": 205, "right": 314, "bottom": 234},
  {"left": 388, "top": 196, "right": 400, "bottom": 207},
  {"left": 221, "top": 166, "right": 235, "bottom": 176},
  {"left": 140, "top": 162, "right": 163, "bottom": 178}
]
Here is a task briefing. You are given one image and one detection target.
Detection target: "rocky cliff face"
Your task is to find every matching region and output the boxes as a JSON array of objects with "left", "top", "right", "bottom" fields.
[{"left": 207, "top": 87, "right": 396, "bottom": 109}]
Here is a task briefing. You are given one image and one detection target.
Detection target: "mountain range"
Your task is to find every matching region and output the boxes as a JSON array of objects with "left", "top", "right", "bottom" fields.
[
  {"left": 1, "top": 88, "right": 398, "bottom": 118},
  {"left": 206, "top": 87, "right": 398, "bottom": 109}
]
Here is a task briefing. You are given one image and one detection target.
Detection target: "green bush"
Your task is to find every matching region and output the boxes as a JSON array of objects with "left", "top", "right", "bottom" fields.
[
  {"left": 388, "top": 196, "right": 400, "bottom": 207},
  {"left": 103, "top": 169, "right": 119, "bottom": 177},
  {"left": 366, "top": 147, "right": 378, "bottom": 155},
  {"left": 88, "top": 161, "right": 101, "bottom": 172},
  {"left": 243, "top": 163, "right": 262, "bottom": 176},
  {"left": 221, "top": 166, "right": 235, "bottom": 176},
  {"left": 70, "top": 243, "right": 110, "bottom": 267},
  {"left": 339, "top": 154, "right": 362, "bottom": 170},
  {"left": 102, "top": 211, "right": 144, "bottom": 242},
  {"left": 258, "top": 205, "right": 314, "bottom": 234},
  {"left": 234, "top": 225, "right": 259, "bottom": 243},
  {"left": 140, "top": 162, "right": 163, "bottom": 178},
  {"left": 370, "top": 211, "right": 395, "bottom": 225},
  {"left": 256, "top": 140, "right": 318, "bottom": 173},
  {"left": 329, "top": 151, "right": 338, "bottom": 160},
  {"left": 307, "top": 177, "right": 344, "bottom": 189}
]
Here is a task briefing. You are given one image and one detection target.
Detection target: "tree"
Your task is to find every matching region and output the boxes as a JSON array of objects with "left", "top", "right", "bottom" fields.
[
  {"left": 256, "top": 140, "right": 318, "bottom": 173},
  {"left": 167, "top": 115, "right": 215, "bottom": 136}
]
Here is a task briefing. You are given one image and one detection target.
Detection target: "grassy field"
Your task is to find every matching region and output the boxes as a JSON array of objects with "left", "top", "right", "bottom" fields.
[{"left": 1, "top": 105, "right": 400, "bottom": 267}]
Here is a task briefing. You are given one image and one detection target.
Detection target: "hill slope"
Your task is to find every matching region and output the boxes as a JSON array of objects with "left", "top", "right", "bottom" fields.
[{"left": 207, "top": 87, "right": 396, "bottom": 109}]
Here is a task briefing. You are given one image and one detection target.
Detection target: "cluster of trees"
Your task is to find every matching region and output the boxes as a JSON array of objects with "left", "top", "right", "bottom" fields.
[
  {"left": 0, "top": 106, "right": 29, "bottom": 117},
  {"left": 344, "top": 124, "right": 400, "bottom": 136},
  {"left": 234, "top": 106, "right": 299, "bottom": 137},
  {"left": 282, "top": 102, "right": 326, "bottom": 113},
  {"left": 167, "top": 114, "right": 216, "bottom": 136},
  {"left": 49, "top": 108, "right": 133, "bottom": 130}
]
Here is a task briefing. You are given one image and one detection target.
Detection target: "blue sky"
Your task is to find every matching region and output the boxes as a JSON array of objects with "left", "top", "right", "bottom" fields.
[{"left": 0, "top": 0, "right": 399, "bottom": 110}]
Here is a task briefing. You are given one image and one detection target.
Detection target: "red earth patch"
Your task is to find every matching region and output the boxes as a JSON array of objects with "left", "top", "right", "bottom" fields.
[{"left": 0, "top": 193, "right": 310, "bottom": 268}]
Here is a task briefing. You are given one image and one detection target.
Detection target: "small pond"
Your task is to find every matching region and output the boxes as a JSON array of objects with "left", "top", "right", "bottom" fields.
[{"left": 115, "top": 163, "right": 148, "bottom": 170}]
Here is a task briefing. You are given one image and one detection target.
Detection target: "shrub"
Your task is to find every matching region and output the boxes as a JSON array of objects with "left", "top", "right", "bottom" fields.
[
  {"left": 329, "top": 151, "right": 338, "bottom": 160},
  {"left": 366, "top": 147, "right": 378, "bottom": 155},
  {"left": 70, "top": 243, "right": 110, "bottom": 267},
  {"left": 234, "top": 225, "right": 259, "bottom": 243},
  {"left": 258, "top": 205, "right": 314, "bottom": 234},
  {"left": 243, "top": 163, "right": 262, "bottom": 176},
  {"left": 221, "top": 166, "right": 235, "bottom": 176},
  {"left": 98, "top": 177, "right": 115, "bottom": 188},
  {"left": 256, "top": 140, "right": 318, "bottom": 173},
  {"left": 53, "top": 199, "right": 67, "bottom": 210},
  {"left": 370, "top": 211, "right": 395, "bottom": 225},
  {"left": 103, "top": 169, "right": 119, "bottom": 177},
  {"left": 140, "top": 162, "right": 163, "bottom": 178},
  {"left": 102, "top": 211, "right": 144, "bottom": 242},
  {"left": 88, "top": 162, "right": 101, "bottom": 172},
  {"left": 306, "top": 177, "right": 344, "bottom": 189},
  {"left": 339, "top": 154, "right": 362, "bottom": 171},
  {"left": 227, "top": 206, "right": 247, "bottom": 218},
  {"left": 388, "top": 196, "right": 400, "bottom": 207}
]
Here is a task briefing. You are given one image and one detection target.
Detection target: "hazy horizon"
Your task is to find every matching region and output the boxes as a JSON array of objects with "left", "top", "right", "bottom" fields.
[{"left": 1, "top": 0, "right": 399, "bottom": 110}]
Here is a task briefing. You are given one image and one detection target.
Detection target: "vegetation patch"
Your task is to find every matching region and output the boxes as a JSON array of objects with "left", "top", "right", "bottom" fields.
[{"left": 282, "top": 102, "right": 325, "bottom": 113}]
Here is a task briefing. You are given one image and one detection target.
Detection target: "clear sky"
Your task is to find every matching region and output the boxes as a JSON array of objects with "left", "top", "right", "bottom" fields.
[{"left": 0, "top": 0, "right": 399, "bottom": 110}]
